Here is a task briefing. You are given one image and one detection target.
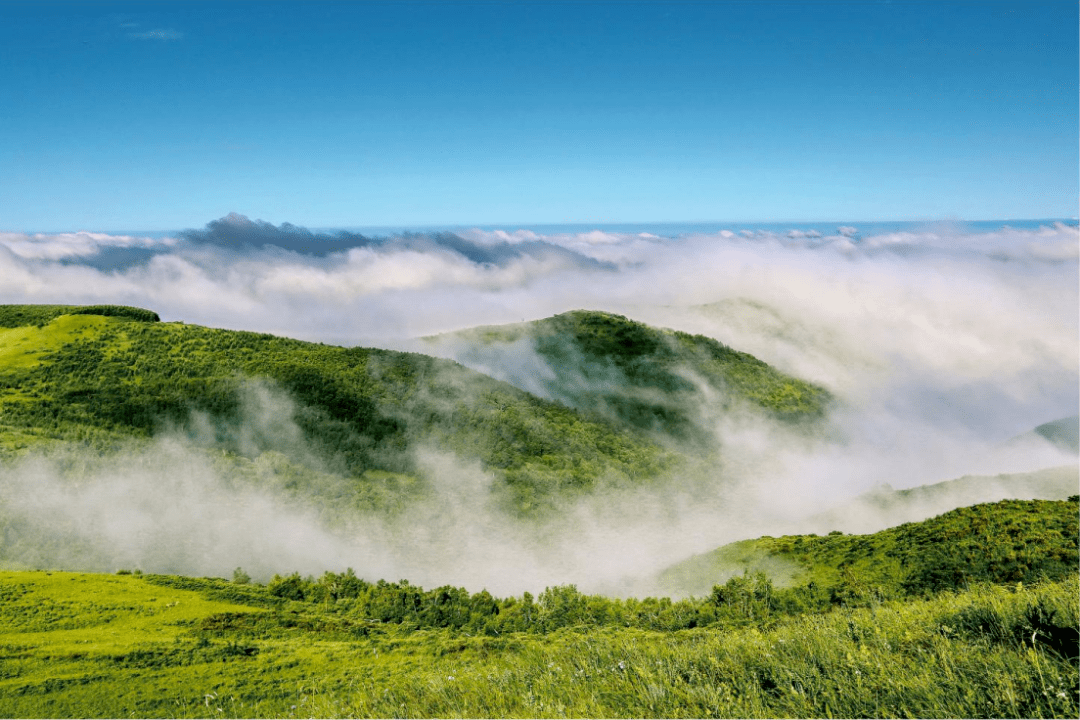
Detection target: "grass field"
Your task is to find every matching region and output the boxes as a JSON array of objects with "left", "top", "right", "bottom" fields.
[
  {"left": 2, "top": 498, "right": 1077, "bottom": 718},
  {"left": 0, "top": 569, "right": 1075, "bottom": 718}
]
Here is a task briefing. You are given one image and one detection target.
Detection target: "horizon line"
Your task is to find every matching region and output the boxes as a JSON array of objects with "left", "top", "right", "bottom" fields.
[{"left": 11, "top": 216, "right": 1079, "bottom": 236}]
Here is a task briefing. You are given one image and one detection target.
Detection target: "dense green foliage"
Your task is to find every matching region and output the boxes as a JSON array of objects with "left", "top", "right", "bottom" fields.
[
  {"left": 660, "top": 498, "right": 1080, "bottom": 600},
  {"left": 0, "top": 307, "right": 676, "bottom": 514},
  {"left": 147, "top": 497, "right": 1072, "bottom": 636},
  {"left": 443, "top": 310, "right": 831, "bottom": 443},
  {"left": 0, "top": 569, "right": 1075, "bottom": 717},
  {"left": 0, "top": 494, "right": 1076, "bottom": 717},
  {"left": 0, "top": 304, "right": 160, "bottom": 327}
]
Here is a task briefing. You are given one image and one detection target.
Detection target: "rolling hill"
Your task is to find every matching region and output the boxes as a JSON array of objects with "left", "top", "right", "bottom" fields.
[
  {"left": 0, "top": 305, "right": 835, "bottom": 518},
  {"left": 800, "top": 464, "right": 1079, "bottom": 536},
  {"left": 657, "top": 497, "right": 1080, "bottom": 600},
  {"left": 423, "top": 309, "right": 832, "bottom": 445},
  {"left": 0, "top": 304, "right": 684, "bottom": 518}
]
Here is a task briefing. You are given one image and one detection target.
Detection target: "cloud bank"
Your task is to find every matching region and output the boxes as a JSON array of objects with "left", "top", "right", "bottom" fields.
[
  {"left": 0, "top": 214, "right": 1076, "bottom": 593},
  {"left": 2, "top": 213, "right": 1075, "bottom": 456}
]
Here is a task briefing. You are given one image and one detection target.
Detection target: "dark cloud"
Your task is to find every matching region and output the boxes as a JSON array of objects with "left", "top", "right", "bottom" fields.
[
  {"left": 180, "top": 213, "right": 373, "bottom": 256},
  {"left": 179, "top": 212, "right": 614, "bottom": 270}
]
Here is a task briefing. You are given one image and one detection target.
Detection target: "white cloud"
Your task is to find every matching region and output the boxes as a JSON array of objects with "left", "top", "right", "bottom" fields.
[
  {"left": 0, "top": 217, "right": 1076, "bottom": 590},
  {"left": 0, "top": 231, "right": 169, "bottom": 260},
  {"left": 0, "top": 219, "right": 1075, "bottom": 504}
]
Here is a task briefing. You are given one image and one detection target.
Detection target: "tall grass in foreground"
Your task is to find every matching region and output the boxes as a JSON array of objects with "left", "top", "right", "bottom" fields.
[
  {"left": 1, "top": 574, "right": 1075, "bottom": 718},
  {"left": 302, "top": 578, "right": 1077, "bottom": 719}
]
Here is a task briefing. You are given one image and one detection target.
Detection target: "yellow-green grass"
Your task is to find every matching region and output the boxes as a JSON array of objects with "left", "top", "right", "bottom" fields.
[
  {"left": 1, "top": 570, "right": 1076, "bottom": 718},
  {"left": 0, "top": 315, "right": 109, "bottom": 376},
  {"left": 315, "top": 579, "right": 1079, "bottom": 719},
  {"left": 0, "top": 571, "right": 269, "bottom": 716}
]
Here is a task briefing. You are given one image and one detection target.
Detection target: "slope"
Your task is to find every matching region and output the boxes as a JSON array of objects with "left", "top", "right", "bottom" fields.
[
  {"left": 1, "top": 499, "right": 1076, "bottom": 718},
  {"left": 0, "top": 305, "right": 675, "bottom": 517},
  {"left": 658, "top": 497, "right": 1080, "bottom": 600},
  {"left": 803, "top": 464, "right": 1079, "bottom": 535},
  {"left": 425, "top": 309, "right": 832, "bottom": 445}
]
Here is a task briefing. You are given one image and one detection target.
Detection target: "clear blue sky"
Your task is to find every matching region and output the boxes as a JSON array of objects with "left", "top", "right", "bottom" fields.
[{"left": 2, "top": 0, "right": 1076, "bottom": 231}]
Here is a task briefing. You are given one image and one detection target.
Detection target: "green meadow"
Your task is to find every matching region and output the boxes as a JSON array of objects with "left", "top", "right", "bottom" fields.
[{"left": 1, "top": 540, "right": 1076, "bottom": 717}]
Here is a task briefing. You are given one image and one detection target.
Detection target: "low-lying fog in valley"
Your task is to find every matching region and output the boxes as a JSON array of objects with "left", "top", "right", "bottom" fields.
[{"left": 1, "top": 215, "right": 1077, "bottom": 596}]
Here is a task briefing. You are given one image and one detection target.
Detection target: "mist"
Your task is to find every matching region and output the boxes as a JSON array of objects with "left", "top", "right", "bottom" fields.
[{"left": 0, "top": 215, "right": 1076, "bottom": 596}]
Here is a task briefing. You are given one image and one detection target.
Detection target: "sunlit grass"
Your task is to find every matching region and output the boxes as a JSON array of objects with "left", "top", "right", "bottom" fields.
[{"left": 1, "top": 570, "right": 1075, "bottom": 718}]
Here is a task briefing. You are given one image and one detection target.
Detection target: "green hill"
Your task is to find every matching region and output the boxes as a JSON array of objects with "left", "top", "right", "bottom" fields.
[
  {"left": 0, "top": 304, "right": 161, "bottom": 328},
  {"left": 426, "top": 309, "right": 832, "bottom": 444},
  {"left": 0, "top": 305, "right": 675, "bottom": 517},
  {"left": 0, "top": 498, "right": 1075, "bottom": 718},
  {"left": 803, "top": 464, "right": 1079, "bottom": 535},
  {"left": 658, "top": 497, "right": 1080, "bottom": 600}
]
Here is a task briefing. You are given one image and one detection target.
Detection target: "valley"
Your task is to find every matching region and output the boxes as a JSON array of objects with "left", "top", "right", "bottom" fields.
[{"left": 0, "top": 303, "right": 1075, "bottom": 718}]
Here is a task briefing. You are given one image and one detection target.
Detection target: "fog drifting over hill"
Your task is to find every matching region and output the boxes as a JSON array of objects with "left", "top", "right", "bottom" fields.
[
  {"left": 3, "top": 214, "right": 1074, "bottom": 434},
  {"left": 0, "top": 215, "right": 1076, "bottom": 593}
]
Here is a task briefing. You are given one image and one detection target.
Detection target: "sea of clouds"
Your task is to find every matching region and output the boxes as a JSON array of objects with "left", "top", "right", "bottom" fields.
[{"left": 0, "top": 213, "right": 1076, "bottom": 593}]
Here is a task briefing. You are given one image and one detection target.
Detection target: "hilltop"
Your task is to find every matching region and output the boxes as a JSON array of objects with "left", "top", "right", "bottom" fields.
[
  {"left": 657, "top": 497, "right": 1080, "bottom": 599},
  {"left": 1015, "top": 415, "right": 1080, "bottom": 454},
  {"left": 0, "top": 305, "right": 834, "bottom": 515},
  {"left": 425, "top": 309, "right": 832, "bottom": 445},
  {"left": 801, "top": 464, "right": 1079, "bottom": 535}
]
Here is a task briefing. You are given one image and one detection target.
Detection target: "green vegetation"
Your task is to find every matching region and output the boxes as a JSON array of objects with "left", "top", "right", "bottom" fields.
[
  {"left": 659, "top": 498, "right": 1080, "bottom": 600},
  {"left": 1, "top": 499, "right": 1076, "bottom": 718},
  {"left": 0, "top": 304, "right": 160, "bottom": 328},
  {"left": 0, "top": 305, "right": 836, "bottom": 517},
  {"left": 435, "top": 310, "right": 831, "bottom": 444},
  {"left": 806, "top": 464, "right": 1079, "bottom": 535},
  {"left": 0, "top": 305, "right": 677, "bottom": 515},
  {"left": 1, "top": 303, "right": 1076, "bottom": 717}
]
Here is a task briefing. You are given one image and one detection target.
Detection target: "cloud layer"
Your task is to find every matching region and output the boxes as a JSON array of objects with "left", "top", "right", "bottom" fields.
[
  {"left": 2, "top": 214, "right": 1075, "bottom": 444},
  {"left": 0, "top": 214, "right": 1076, "bottom": 592}
]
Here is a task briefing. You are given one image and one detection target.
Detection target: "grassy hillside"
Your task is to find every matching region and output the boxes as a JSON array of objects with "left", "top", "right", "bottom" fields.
[
  {"left": 0, "top": 499, "right": 1076, "bottom": 718},
  {"left": 802, "top": 464, "right": 1079, "bottom": 536},
  {"left": 659, "top": 497, "right": 1080, "bottom": 600},
  {"left": 427, "top": 310, "right": 832, "bottom": 444},
  {"left": 0, "top": 304, "right": 161, "bottom": 328},
  {"left": 0, "top": 305, "right": 674, "bottom": 516}
]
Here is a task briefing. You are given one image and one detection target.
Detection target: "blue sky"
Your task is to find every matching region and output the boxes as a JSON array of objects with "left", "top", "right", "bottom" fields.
[{"left": 2, "top": 0, "right": 1077, "bottom": 231}]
